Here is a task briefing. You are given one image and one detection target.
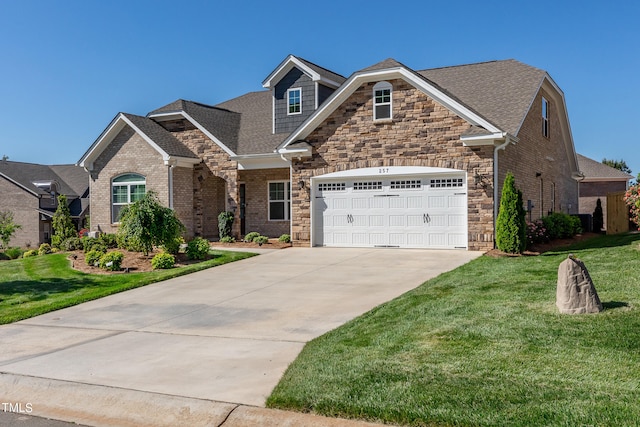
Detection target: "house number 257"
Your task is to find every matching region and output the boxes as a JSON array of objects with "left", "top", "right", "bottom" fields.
[{"left": 379, "top": 168, "right": 389, "bottom": 174}]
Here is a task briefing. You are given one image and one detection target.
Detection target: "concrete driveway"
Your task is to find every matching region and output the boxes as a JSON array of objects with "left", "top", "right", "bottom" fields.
[{"left": 0, "top": 247, "right": 481, "bottom": 425}]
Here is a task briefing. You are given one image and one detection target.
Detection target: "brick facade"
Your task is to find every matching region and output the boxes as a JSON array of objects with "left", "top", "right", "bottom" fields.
[
  {"left": 0, "top": 177, "right": 41, "bottom": 248},
  {"left": 289, "top": 79, "right": 495, "bottom": 251},
  {"left": 498, "top": 88, "right": 579, "bottom": 221},
  {"left": 238, "top": 168, "right": 290, "bottom": 237},
  {"left": 90, "top": 126, "right": 169, "bottom": 234}
]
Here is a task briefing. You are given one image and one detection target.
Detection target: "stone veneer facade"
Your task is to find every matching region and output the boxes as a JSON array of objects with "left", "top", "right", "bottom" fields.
[{"left": 289, "top": 79, "right": 496, "bottom": 251}]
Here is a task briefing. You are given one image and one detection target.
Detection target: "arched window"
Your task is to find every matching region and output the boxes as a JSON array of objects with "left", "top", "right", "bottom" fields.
[
  {"left": 373, "top": 81, "right": 392, "bottom": 121},
  {"left": 112, "top": 173, "right": 146, "bottom": 223}
]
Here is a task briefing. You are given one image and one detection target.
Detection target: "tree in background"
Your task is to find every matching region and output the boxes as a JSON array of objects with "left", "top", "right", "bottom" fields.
[
  {"left": 624, "top": 184, "right": 640, "bottom": 228},
  {"left": 592, "top": 198, "right": 604, "bottom": 232},
  {"left": 52, "top": 195, "right": 77, "bottom": 248},
  {"left": 496, "top": 172, "right": 527, "bottom": 254},
  {"left": 0, "top": 211, "right": 21, "bottom": 249},
  {"left": 602, "top": 158, "right": 632, "bottom": 174},
  {"left": 117, "top": 191, "right": 185, "bottom": 256}
]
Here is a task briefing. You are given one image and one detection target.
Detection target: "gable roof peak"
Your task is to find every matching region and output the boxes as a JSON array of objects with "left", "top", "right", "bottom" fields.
[
  {"left": 262, "top": 54, "right": 346, "bottom": 89},
  {"left": 357, "top": 58, "right": 407, "bottom": 73}
]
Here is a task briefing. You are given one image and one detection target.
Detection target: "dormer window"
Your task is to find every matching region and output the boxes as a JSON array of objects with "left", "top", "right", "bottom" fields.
[
  {"left": 373, "top": 81, "right": 392, "bottom": 121},
  {"left": 287, "top": 88, "right": 302, "bottom": 115}
]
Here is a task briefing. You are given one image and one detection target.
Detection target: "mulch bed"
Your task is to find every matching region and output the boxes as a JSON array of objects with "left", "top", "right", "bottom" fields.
[{"left": 485, "top": 232, "right": 601, "bottom": 258}]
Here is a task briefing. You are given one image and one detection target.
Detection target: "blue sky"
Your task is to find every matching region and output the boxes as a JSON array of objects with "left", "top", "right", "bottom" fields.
[{"left": 1, "top": 0, "right": 638, "bottom": 177}]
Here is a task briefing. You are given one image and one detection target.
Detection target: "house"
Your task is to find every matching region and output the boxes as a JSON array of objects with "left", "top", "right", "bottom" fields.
[
  {"left": 0, "top": 160, "right": 89, "bottom": 247},
  {"left": 577, "top": 153, "right": 633, "bottom": 229},
  {"left": 78, "top": 55, "right": 581, "bottom": 251}
]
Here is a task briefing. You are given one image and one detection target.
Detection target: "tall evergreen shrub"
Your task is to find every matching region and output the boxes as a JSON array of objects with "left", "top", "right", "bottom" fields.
[
  {"left": 593, "top": 198, "right": 604, "bottom": 232},
  {"left": 496, "top": 172, "right": 526, "bottom": 253}
]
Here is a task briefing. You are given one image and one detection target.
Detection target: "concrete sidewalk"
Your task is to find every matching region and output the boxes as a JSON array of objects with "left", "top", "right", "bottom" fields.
[{"left": 0, "top": 247, "right": 482, "bottom": 426}]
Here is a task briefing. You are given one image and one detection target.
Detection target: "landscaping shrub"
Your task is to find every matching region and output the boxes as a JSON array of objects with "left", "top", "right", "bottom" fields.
[
  {"left": 593, "top": 198, "right": 604, "bottom": 232},
  {"left": 254, "top": 235, "right": 269, "bottom": 245},
  {"left": 99, "top": 251, "right": 124, "bottom": 271},
  {"left": 85, "top": 249, "right": 105, "bottom": 266},
  {"left": 186, "top": 237, "right": 210, "bottom": 260},
  {"left": 541, "top": 212, "right": 582, "bottom": 240},
  {"left": 526, "top": 220, "right": 549, "bottom": 245},
  {"left": 278, "top": 234, "right": 291, "bottom": 243},
  {"left": 160, "top": 237, "right": 182, "bottom": 255},
  {"left": 82, "top": 237, "right": 107, "bottom": 253},
  {"left": 496, "top": 173, "right": 526, "bottom": 253},
  {"left": 624, "top": 184, "right": 640, "bottom": 227},
  {"left": 0, "top": 210, "right": 21, "bottom": 249},
  {"left": 22, "top": 250, "right": 37, "bottom": 258},
  {"left": 151, "top": 252, "right": 175, "bottom": 270},
  {"left": 220, "top": 236, "right": 236, "bottom": 243},
  {"left": 62, "top": 237, "right": 82, "bottom": 251},
  {"left": 98, "top": 233, "right": 118, "bottom": 248},
  {"left": 218, "top": 211, "right": 234, "bottom": 239},
  {"left": 244, "top": 232, "right": 260, "bottom": 243},
  {"left": 4, "top": 247, "right": 23, "bottom": 260},
  {"left": 0, "top": 252, "right": 8, "bottom": 261},
  {"left": 52, "top": 195, "right": 77, "bottom": 249},
  {"left": 38, "top": 243, "right": 52, "bottom": 256}
]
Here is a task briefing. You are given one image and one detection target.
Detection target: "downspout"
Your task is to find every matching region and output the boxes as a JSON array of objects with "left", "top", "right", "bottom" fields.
[
  {"left": 280, "top": 154, "right": 293, "bottom": 240},
  {"left": 493, "top": 135, "right": 511, "bottom": 244}
]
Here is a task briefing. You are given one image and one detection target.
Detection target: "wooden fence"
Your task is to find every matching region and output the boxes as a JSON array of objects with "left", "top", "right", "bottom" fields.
[{"left": 606, "top": 191, "right": 629, "bottom": 234}]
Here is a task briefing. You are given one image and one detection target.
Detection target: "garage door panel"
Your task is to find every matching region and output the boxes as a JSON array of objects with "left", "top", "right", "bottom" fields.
[{"left": 314, "top": 172, "right": 467, "bottom": 249}]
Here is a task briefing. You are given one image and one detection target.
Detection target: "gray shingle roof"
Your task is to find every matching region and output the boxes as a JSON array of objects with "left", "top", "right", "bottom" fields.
[
  {"left": 0, "top": 160, "right": 88, "bottom": 198},
  {"left": 357, "top": 58, "right": 406, "bottom": 73},
  {"left": 297, "top": 57, "right": 347, "bottom": 85},
  {"left": 149, "top": 100, "right": 242, "bottom": 154},
  {"left": 577, "top": 154, "right": 634, "bottom": 180},
  {"left": 419, "top": 60, "right": 547, "bottom": 136},
  {"left": 214, "top": 91, "right": 287, "bottom": 155},
  {"left": 123, "top": 113, "right": 199, "bottom": 159}
]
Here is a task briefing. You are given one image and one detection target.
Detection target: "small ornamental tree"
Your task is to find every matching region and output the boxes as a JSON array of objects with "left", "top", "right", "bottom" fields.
[
  {"left": 117, "top": 191, "right": 185, "bottom": 256},
  {"left": 496, "top": 172, "right": 526, "bottom": 254},
  {"left": 52, "top": 195, "right": 77, "bottom": 248},
  {"left": 624, "top": 184, "right": 640, "bottom": 228},
  {"left": 218, "top": 211, "right": 234, "bottom": 239},
  {"left": 0, "top": 210, "right": 21, "bottom": 249},
  {"left": 593, "top": 198, "right": 604, "bottom": 232}
]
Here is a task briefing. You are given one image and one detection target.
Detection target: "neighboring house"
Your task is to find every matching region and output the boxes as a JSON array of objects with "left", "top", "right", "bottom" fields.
[
  {"left": 0, "top": 160, "right": 89, "bottom": 248},
  {"left": 577, "top": 153, "right": 633, "bottom": 229},
  {"left": 78, "top": 55, "right": 581, "bottom": 251}
]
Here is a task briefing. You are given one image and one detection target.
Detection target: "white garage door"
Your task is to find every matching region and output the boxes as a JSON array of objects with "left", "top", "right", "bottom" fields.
[{"left": 312, "top": 168, "right": 468, "bottom": 249}]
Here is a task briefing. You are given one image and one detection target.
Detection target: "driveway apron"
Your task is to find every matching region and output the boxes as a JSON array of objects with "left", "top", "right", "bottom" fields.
[{"left": 0, "top": 248, "right": 482, "bottom": 408}]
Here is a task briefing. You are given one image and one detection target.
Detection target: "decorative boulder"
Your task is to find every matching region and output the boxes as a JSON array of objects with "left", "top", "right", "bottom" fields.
[{"left": 556, "top": 255, "right": 603, "bottom": 314}]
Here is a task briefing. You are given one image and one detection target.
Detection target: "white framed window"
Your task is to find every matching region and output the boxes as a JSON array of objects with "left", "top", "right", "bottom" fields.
[
  {"left": 268, "top": 181, "right": 291, "bottom": 221},
  {"left": 430, "top": 178, "right": 464, "bottom": 188},
  {"left": 391, "top": 180, "right": 422, "bottom": 189},
  {"left": 318, "top": 182, "right": 346, "bottom": 192},
  {"left": 287, "top": 88, "right": 302, "bottom": 115},
  {"left": 373, "top": 81, "right": 392, "bottom": 121},
  {"left": 542, "top": 97, "right": 549, "bottom": 138},
  {"left": 353, "top": 181, "right": 382, "bottom": 191},
  {"left": 112, "top": 173, "right": 146, "bottom": 223}
]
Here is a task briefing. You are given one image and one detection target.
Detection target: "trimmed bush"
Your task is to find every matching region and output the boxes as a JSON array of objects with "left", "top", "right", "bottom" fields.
[
  {"left": 62, "top": 237, "right": 82, "bottom": 251},
  {"left": 82, "top": 237, "right": 107, "bottom": 254},
  {"left": 541, "top": 212, "right": 582, "bottom": 240},
  {"left": 4, "top": 247, "right": 24, "bottom": 259},
  {"left": 254, "top": 235, "right": 269, "bottom": 246},
  {"left": 38, "top": 243, "right": 52, "bottom": 256},
  {"left": 496, "top": 173, "right": 526, "bottom": 254},
  {"left": 186, "top": 237, "right": 210, "bottom": 260},
  {"left": 220, "top": 236, "right": 236, "bottom": 243},
  {"left": 23, "top": 250, "right": 37, "bottom": 258},
  {"left": 278, "top": 234, "right": 291, "bottom": 243},
  {"left": 99, "top": 251, "right": 124, "bottom": 271},
  {"left": 85, "top": 249, "right": 105, "bottom": 266},
  {"left": 98, "top": 233, "right": 118, "bottom": 248},
  {"left": 151, "top": 252, "right": 175, "bottom": 270},
  {"left": 592, "top": 198, "right": 604, "bottom": 232},
  {"left": 160, "top": 237, "right": 182, "bottom": 255},
  {"left": 218, "top": 211, "right": 234, "bottom": 239},
  {"left": 244, "top": 232, "right": 260, "bottom": 243},
  {"left": 526, "top": 220, "right": 549, "bottom": 245}
]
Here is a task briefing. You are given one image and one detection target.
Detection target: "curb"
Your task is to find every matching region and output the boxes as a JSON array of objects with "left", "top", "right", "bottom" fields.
[{"left": 0, "top": 373, "right": 390, "bottom": 427}]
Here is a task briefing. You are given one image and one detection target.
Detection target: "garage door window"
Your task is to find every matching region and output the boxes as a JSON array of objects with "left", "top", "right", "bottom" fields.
[
  {"left": 318, "top": 183, "right": 346, "bottom": 192},
  {"left": 353, "top": 181, "right": 382, "bottom": 191},
  {"left": 269, "top": 181, "right": 290, "bottom": 221},
  {"left": 391, "top": 180, "right": 421, "bottom": 189},
  {"left": 430, "top": 178, "right": 464, "bottom": 188}
]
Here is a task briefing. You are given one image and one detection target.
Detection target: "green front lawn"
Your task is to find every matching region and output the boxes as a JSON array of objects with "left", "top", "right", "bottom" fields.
[
  {"left": 0, "top": 250, "right": 256, "bottom": 324},
  {"left": 267, "top": 233, "right": 640, "bottom": 426}
]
